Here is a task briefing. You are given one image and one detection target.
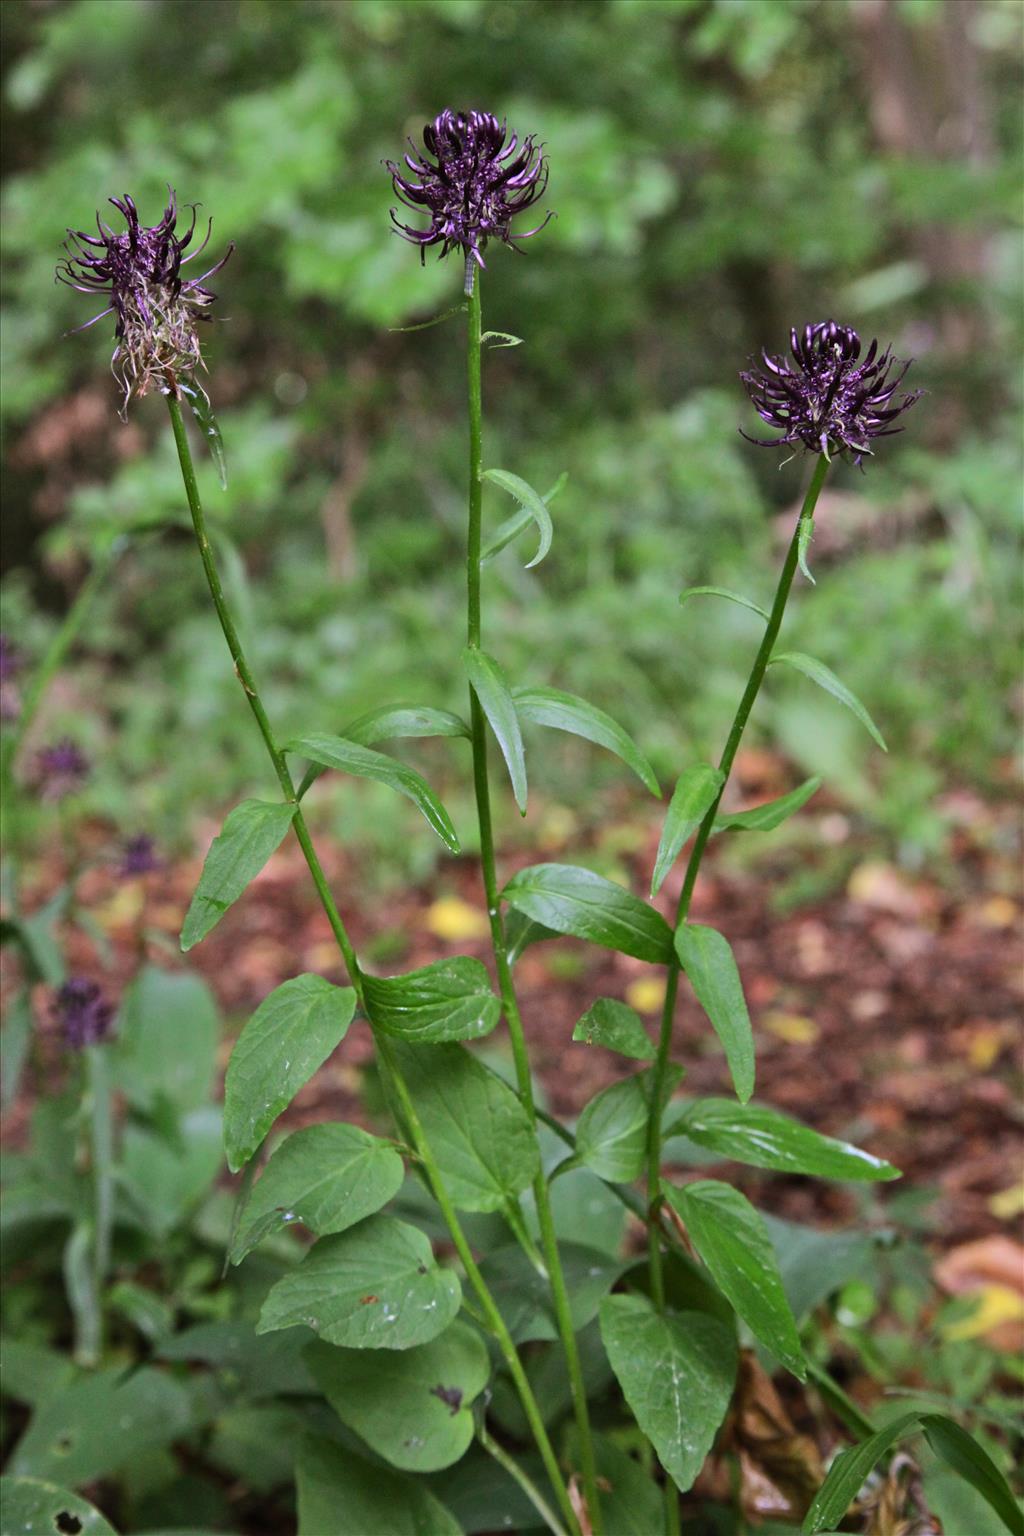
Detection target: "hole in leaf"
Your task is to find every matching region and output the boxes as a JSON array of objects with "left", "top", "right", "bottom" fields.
[
  {"left": 54, "top": 1431, "right": 74, "bottom": 1454},
  {"left": 55, "top": 1514, "right": 83, "bottom": 1535}
]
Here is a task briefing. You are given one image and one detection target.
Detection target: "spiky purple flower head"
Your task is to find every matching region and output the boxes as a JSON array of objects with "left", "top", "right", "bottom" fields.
[
  {"left": 53, "top": 977, "right": 114, "bottom": 1050},
  {"left": 35, "top": 738, "right": 89, "bottom": 801},
  {"left": 387, "top": 109, "right": 552, "bottom": 289},
  {"left": 118, "top": 834, "right": 161, "bottom": 879},
  {"left": 740, "top": 321, "right": 921, "bottom": 466},
  {"left": 56, "top": 189, "right": 232, "bottom": 416}
]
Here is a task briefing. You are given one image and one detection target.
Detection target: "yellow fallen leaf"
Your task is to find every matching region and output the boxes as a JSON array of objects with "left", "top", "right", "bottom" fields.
[
  {"left": 762, "top": 1010, "right": 819, "bottom": 1044},
  {"left": 92, "top": 884, "right": 145, "bottom": 929},
  {"left": 989, "top": 1182, "right": 1024, "bottom": 1221},
  {"left": 425, "top": 897, "right": 489, "bottom": 942},
  {"left": 625, "top": 977, "right": 666, "bottom": 1015},
  {"left": 976, "top": 895, "right": 1019, "bottom": 928},
  {"left": 941, "top": 1284, "right": 1024, "bottom": 1341},
  {"left": 966, "top": 1024, "right": 1006, "bottom": 1071}
]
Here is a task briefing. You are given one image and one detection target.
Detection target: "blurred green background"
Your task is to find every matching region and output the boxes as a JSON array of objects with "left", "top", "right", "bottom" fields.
[{"left": 2, "top": 0, "right": 1021, "bottom": 877}]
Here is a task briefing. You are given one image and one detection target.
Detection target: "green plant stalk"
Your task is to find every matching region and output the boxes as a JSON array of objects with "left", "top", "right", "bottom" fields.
[
  {"left": 464, "top": 276, "right": 603, "bottom": 1535},
  {"left": 644, "top": 451, "right": 829, "bottom": 1536},
  {"left": 478, "top": 1423, "right": 571, "bottom": 1536},
  {"left": 166, "top": 392, "right": 577, "bottom": 1535},
  {"left": 86, "top": 1045, "right": 113, "bottom": 1338}
]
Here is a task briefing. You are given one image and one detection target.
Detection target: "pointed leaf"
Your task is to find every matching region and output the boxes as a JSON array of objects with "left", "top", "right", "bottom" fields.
[
  {"left": 181, "top": 799, "right": 296, "bottom": 951},
  {"left": 651, "top": 763, "right": 724, "bottom": 895},
  {"left": 505, "top": 909, "right": 557, "bottom": 964},
  {"left": 481, "top": 472, "right": 567, "bottom": 565},
  {"left": 572, "top": 998, "right": 655, "bottom": 1060},
  {"left": 462, "top": 648, "right": 527, "bottom": 813},
  {"left": 797, "top": 513, "right": 816, "bottom": 585},
  {"left": 478, "top": 1243, "right": 627, "bottom": 1342},
  {"left": 600, "top": 1293, "right": 737, "bottom": 1493},
  {"left": 258, "top": 1215, "right": 461, "bottom": 1349},
  {"left": 663, "top": 1180, "right": 805, "bottom": 1379},
  {"left": 224, "top": 976, "right": 357, "bottom": 1171},
  {"left": 297, "top": 1436, "right": 462, "bottom": 1536},
  {"left": 364, "top": 957, "right": 500, "bottom": 1044},
  {"left": 770, "top": 652, "right": 887, "bottom": 751},
  {"left": 286, "top": 733, "right": 459, "bottom": 851},
  {"left": 181, "top": 379, "right": 227, "bottom": 489},
  {"left": 513, "top": 686, "right": 660, "bottom": 796},
  {"left": 0, "top": 1479, "right": 118, "bottom": 1536},
  {"left": 481, "top": 468, "right": 553, "bottom": 568},
  {"left": 676, "top": 1098, "right": 900, "bottom": 1181},
  {"left": 577, "top": 1067, "right": 683, "bottom": 1183},
  {"left": 344, "top": 705, "right": 471, "bottom": 747},
  {"left": 390, "top": 303, "right": 466, "bottom": 333},
  {"left": 714, "top": 776, "right": 822, "bottom": 833},
  {"left": 802, "top": 1413, "right": 923, "bottom": 1533},
  {"left": 503, "top": 862, "right": 673, "bottom": 963},
  {"left": 230, "top": 1123, "right": 405, "bottom": 1265},
  {"left": 481, "top": 329, "right": 524, "bottom": 348},
  {"left": 680, "top": 585, "right": 770, "bottom": 621},
  {"left": 921, "top": 1414, "right": 1024, "bottom": 1536},
  {"left": 674, "top": 924, "right": 755, "bottom": 1102}
]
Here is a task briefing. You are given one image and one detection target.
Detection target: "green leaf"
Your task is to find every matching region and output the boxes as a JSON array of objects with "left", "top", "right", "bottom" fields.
[
  {"left": 224, "top": 976, "right": 357, "bottom": 1172},
  {"left": 1, "top": 990, "right": 32, "bottom": 1112},
  {"left": 481, "top": 329, "right": 524, "bottom": 348},
  {"left": 364, "top": 957, "right": 501, "bottom": 1044},
  {"left": 157, "top": 1320, "right": 317, "bottom": 1398},
  {"left": 714, "top": 775, "right": 822, "bottom": 833},
  {"left": 121, "top": 1108, "right": 223, "bottom": 1239},
  {"left": 680, "top": 585, "right": 770, "bottom": 621},
  {"left": 481, "top": 472, "right": 567, "bottom": 565},
  {"left": 297, "top": 1436, "right": 462, "bottom": 1536},
  {"left": 230, "top": 1122, "right": 405, "bottom": 1265},
  {"left": 572, "top": 998, "right": 655, "bottom": 1060},
  {"left": 208, "top": 1403, "right": 303, "bottom": 1494},
  {"left": 481, "top": 468, "right": 553, "bottom": 568},
  {"left": 0, "top": 1479, "right": 119, "bottom": 1536},
  {"left": 599, "top": 1293, "right": 737, "bottom": 1493},
  {"left": 258, "top": 1215, "right": 461, "bottom": 1349},
  {"left": 513, "top": 686, "right": 660, "bottom": 796},
  {"left": 15, "top": 890, "right": 69, "bottom": 985},
  {"left": 385, "top": 1041, "right": 539, "bottom": 1212},
  {"left": 577, "top": 1067, "right": 683, "bottom": 1183},
  {"left": 921, "top": 1414, "right": 1024, "bottom": 1536},
  {"left": 651, "top": 763, "right": 724, "bottom": 895},
  {"left": 478, "top": 1243, "right": 627, "bottom": 1343},
  {"left": 797, "top": 512, "right": 816, "bottom": 585},
  {"left": 569, "top": 1432, "right": 664, "bottom": 1536},
  {"left": 503, "top": 863, "right": 673, "bottom": 964},
  {"left": 0, "top": 1338, "right": 76, "bottom": 1408},
  {"left": 462, "top": 648, "right": 528, "bottom": 813},
  {"left": 676, "top": 1098, "right": 900, "bottom": 1181},
  {"left": 306, "top": 1319, "right": 490, "bottom": 1472},
  {"left": 344, "top": 705, "right": 471, "bottom": 747},
  {"left": 505, "top": 910, "right": 557, "bottom": 964},
  {"left": 663, "top": 1180, "right": 805, "bottom": 1379},
  {"left": 113, "top": 965, "right": 219, "bottom": 1114},
  {"left": 181, "top": 379, "right": 227, "bottom": 490},
  {"left": 9, "top": 1368, "right": 191, "bottom": 1485},
  {"left": 763, "top": 1214, "right": 883, "bottom": 1323},
  {"left": 286, "top": 733, "right": 459, "bottom": 852},
  {"left": 181, "top": 799, "right": 297, "bottom": 951},
  {"left": 674, "top": 924, "right": 755, "bottom": 1102},
  {"left": 390, "top": 303, "right": 466, "bottom": 334},
  {"left": 802, "top": 1412, "right": 922, "bottom": 1532},
  {"left": 770, "top": 652, "right": 887, "bottom": 751}
]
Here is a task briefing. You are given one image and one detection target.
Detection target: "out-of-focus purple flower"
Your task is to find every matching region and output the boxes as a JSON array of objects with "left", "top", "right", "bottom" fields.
[
  {"left": 118, "top": 834, "right": 161, "bottom": 878},
  {"left": 35, "top": 738, "right": 90, "bottom": 801},
  {"left": 0, "top": 635, "right": 23, "bottom": 721},
  {"left": 53, "top": 977, "right": 114, "bottom": 1050},
  {"left": 740, "top": 321, "right": 922, "bottom": 466},
  {"left": 387, "top": 110, "right": 551, "bottom": 283},
  {"left": 56, "top": 189, "right": 232, "bottom": 415}
]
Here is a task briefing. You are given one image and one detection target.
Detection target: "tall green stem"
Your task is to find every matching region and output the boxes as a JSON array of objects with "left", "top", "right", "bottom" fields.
[
  {"left": 166, "top": 392, "right": 576, "bottom": 1533},
  {"left": 464, "top": 278, "right": 601, "bottom": 1536}
]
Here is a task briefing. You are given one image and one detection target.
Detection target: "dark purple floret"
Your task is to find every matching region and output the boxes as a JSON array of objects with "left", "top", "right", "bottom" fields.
[
  {"left": 387, "top": 109, "right": 552, "bottom": 286},
  {"left": 35, "top": 738, "right": 90, "bottom": 801},
  {"left": 119, "top": 834, "right": 161, "bottom": 878},
  {"left": 54, "top": 977, "right": 115, "bottom": 1050},
  {"left": 56, "top": 188, "right": 232, "bottom": 415},
  {"left": 740, "top": 320, "right": 922, "bottom": 466}
]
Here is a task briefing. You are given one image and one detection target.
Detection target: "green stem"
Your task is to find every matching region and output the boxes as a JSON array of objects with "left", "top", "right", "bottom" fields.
[
  {"left": 478, "top": 1424, "right": 571, "bottom": 1536},
  {"left": 85, "top": 1045, "right": 113, "bottom": 1357},
  {"left": 464, "top": 276, "right": 600, "bottom": 1536},
  {"left": 166, "top": 391, "right": 575, "bottom": 1534}
]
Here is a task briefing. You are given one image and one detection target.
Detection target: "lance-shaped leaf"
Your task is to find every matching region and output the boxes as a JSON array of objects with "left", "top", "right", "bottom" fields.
[
  {"left": 181, "top": 799, "right": 296, "bottom": 951},
  {"left": 674, "top": 924, "right": 755, "bottom": 1102},
  {"left": 577, "top": 1067, "right": 683, "bottom": 1183},
  {"left": 224, "top": 976, "right": 357, "bottom": 1171},
  {"left": 286, "top": 733, "right": 459, "bottom": 851},
  {"left": 572, "top": 998, "right": 655, "bottom": 1060},
  {"left": 651, "top": 763, "right": 724, "bottom": 895},
  {"left": 230, "top": 1123, "right": 405, "bottom": 1265},
  {"left": 714, "top": 776, "right": 822, "bottom": 833},
  {"left": 258, "top": 1215, "right": 461, "bottom": 1349},
  {"left": 481, "top": 468, "right": 553, "bottom": 568},
  {"left": 513, "top": 686, "right": 660, "bottom": 796},
  {"left": 663, "top": 1180, "right": 805, "bottom": 1379},
  {"left": 680, "top": 585, "right": 770, "bottom": 621},
  {"left": 297, "top": 1437, "right": 462, "bottom": 1536},
  {"left": 482, "top": 471, "right": 567, "bottom": 565},
  {"left": 599, "top": 1294, "right": 737, "bottom": 1493},
  {"left": 919, "top": 1414, "right": 1024, "bottom": 1536},
  {"left": 296, "top": 706, "right": 469, "bottom": 798},
  {"left": 672, "top": 1097, "right": 900, "bottom": 1181},
  {"left": 503, "top": 863, "right": 673, "bottom": 964},
  {"left": 363, "top": 957, "right": 500, "bottom": 1044},
  {"left": 306, "top": 1320, "right": 490, "bottom": 1473},
  {"left": 797, "top": 512, "right": 816, "bottom": 585},
  {"left": 770, "top": 652, "right": 887, "bottom": 751},
  {"left": 463, "top": 648, "right": 527, "bottom": 813}
]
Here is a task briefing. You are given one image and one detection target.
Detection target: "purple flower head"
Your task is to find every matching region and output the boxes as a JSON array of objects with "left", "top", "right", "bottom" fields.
[
  {"left": 740, "top": 321, "right": 922, "bottom": 466},
  {"left": 53, "top": 977, "right": 115, "bottom": 1050},
  {"left": 387, "top": 109, "right": 552, "bottom": 285},
  {"left": 56, "top": 189, "right": 233, "bottom": 416},
  {"left": 0, "top": 635, "right": 23, "bottom": 721},
  {"left": 35, "top": 737, "right": 90, "bottom": 801},
  {"left": 118, "top": 833, "right": 161, "bottom": 878}
]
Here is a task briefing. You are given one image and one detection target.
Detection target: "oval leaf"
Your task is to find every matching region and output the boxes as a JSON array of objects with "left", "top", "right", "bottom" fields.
[
  {"left": 663, "top": 1180, "right": 805, "bottom": 1379},
  {"left": 572, "top": 998, "right": 655, "bottom": 1061},
  {"left": 258, "top": 1215, "right": 461, "bottom": 1349},
  {"left": 306, "top": 1320, "right": 490, "bottom": 1473},
  {"left": 8, "top": 1368, "right": 191, "bottom": 1485},
  {"left": 503, "top": 863, "right": 673, "bottom": 964},
  {"left": 286, "top": 733, "right": 459, "bottom": 852},
  {"left": 364, "top": 957, "right": 500, "bottom": 1044},
  {"left": 181, "top": 799, "right": 296, "bottom": 952},
  {"left": 599, "top": 1294, "right": 737, "bottom": 1494},
  {"left": 463, "top": 648, "right": 527, "bottom": 814},
  {"left": 0, "top": 1478, "right": 118, "bottom": 1536},
  {"left": 577, "top": 1067, "right": 683, "bottom": 1183},
  {"left": 297, "top": 1436, "right": 462, "bottom": 1536},
  {"left": 676, "top": 1098, "right": 900, "bottom": 1181},
  {"left": 651, "top": 763, "right": 724, "bottom": 895},
  {"left": 114, "top": 965, "right": 219, "bottom": 1113},
  {"left": 674, "top": 924, "right": 755, "bottom": 1103},
  {"left": 513, "top": 686, "right": 660, "bottom": 796},
  {"left": 770, "top": 652, "right": 887, "bottom": 752},
  {"left": 481, "top": 468, "right": 553, "bottom": 568},
  {"left": 230, "top": 1123, "right": 405, "bottom": 1265},
  {"left": 714, "top": 776, "right": 822, "bottom": 833},
  {"left": 224, "top": 976, "right": 357, "bottom": 1172},
  {"left": 679, "top": 585, "right": 770, "bottom": 621}
]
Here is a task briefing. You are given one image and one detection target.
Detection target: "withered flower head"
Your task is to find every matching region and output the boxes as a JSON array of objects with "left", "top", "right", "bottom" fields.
[
  {"left": 56, "top": 189, "right": 232, "bottom": 416},
  {"left": 118, "top": 833, "right": 161, "bottom": 879},
  {"left": 740, "top": 321, "right": 921, "bottom": 466},
  {"left": 387, "top": 109, "right": 551, "bottom": 285},
  {"left": 54, "top": 977, "right": 114, "bottom": 1050},
  {"left": 35, "top": 737, "right": 90, "bottom": 801}
]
